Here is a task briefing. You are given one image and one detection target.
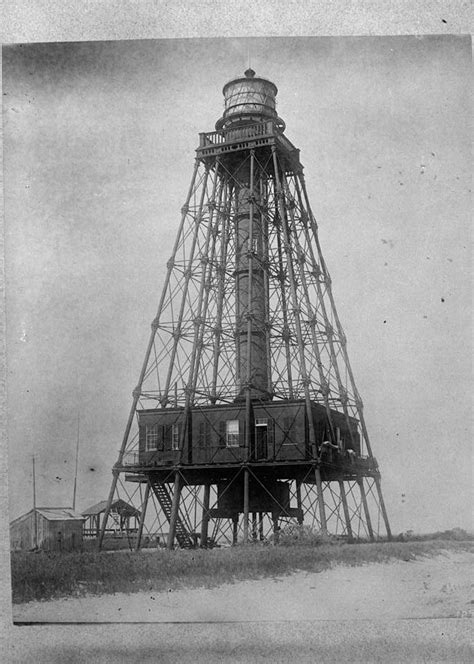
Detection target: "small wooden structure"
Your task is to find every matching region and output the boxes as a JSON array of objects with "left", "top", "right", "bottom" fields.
[
  {"left": 10, "top": 507, "right": 84, "bottom": 552},
  {"left": 82, "top": 499, "right": 140, "bottom": 539}
]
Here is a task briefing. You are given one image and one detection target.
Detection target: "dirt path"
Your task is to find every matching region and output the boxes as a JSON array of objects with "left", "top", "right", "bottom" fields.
[{"left": 13, "top": 550, "right": 474, "bottom": 623}]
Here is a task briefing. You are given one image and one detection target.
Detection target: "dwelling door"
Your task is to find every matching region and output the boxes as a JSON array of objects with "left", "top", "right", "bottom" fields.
[{"left": 254, "top": 419, "right": 268, "bottom": 460}]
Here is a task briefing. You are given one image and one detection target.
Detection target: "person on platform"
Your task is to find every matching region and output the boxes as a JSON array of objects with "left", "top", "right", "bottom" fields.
[
  {"left": 346, "top": 448, "right": 356, "bottom": 464},
  {"left": 319, "top": 439, "right": 339, "bottom": 462}
]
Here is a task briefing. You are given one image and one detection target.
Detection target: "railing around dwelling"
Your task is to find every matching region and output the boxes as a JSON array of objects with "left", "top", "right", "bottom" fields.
[
  {"left": 122, "top": 451, "right": 139, "bottom": 466},
  {"left": 198, "top": 120, "right": 300, "bottom": 166},
  {"left": 199, "top": 119, "right": 276, "bottom": 149}
]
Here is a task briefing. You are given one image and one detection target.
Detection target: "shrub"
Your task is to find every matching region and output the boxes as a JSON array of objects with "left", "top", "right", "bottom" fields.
[{"left": 277, "top": 524, "right": 336, "bottom": 547}]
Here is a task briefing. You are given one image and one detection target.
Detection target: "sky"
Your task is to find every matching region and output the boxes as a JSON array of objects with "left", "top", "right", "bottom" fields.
[{"left": 3, "top": 36, "right": 471, "bottom": 534}]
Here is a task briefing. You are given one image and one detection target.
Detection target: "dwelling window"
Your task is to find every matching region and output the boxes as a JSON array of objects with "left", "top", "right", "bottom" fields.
[
  {"left": 146, "top": 424, "right": 159, "bottom": 451},
  {"left": 226, "top": 420, "right": 240, "bottom": 447},
  {"left": 171, "top": 424, "right": 180, "bottom": 450},
  {"left": 198, "top": 421, "right": 211, "bottom": 447}
]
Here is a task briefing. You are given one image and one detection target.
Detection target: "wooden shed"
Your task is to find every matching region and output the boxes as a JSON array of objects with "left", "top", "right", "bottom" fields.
[
  {"left": 82, "top": 498, "right": 141, "bottom": 539},
  {"left": 10, "top": 507, "right": 84, "bottom": 552}
]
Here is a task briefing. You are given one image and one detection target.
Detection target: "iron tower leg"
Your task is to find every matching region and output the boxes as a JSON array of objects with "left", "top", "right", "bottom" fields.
[
  {"left": 232, "top": 515, "right": 239, "bottom": 545},
  {"left": 271, "top": 146, "right": 320, "bottom": 463},
  {"left": 98, "top": 469, "right": 119, "bottom": 548},
  {"left": 296, "top": 479, "right": 303, "bottom": 524},
  {"left": 339, "top": 479, "right": 353, "bottom": 542},
  {"left": 243, "top": 468, "right": 250, "bottom": 544},
  {"left": 314, "top": 467, "right": 328, "bottom": 535},
  {"left": 272, "top": 514, "right": 280, "bottom": 543},
  {"left": 258, "top": 513, "right": 264, "bottom": 541},
  {"left": 252, "top": 512, "right": 257, "bottom": 541},
  {"left": 375, "top": 476, "right": 392, "bottom": 540},
  {"left": 135, "top": 481, "right": 151, "bottom": 551},
  {"left": 200, "top": 483, "right": 211, "bottom": 547},
  {"left": 99, "top": 160, "right": 201, "bottom": 550},
  {"left": 358, "top": 478, "right": 374, "bottom": 541}
]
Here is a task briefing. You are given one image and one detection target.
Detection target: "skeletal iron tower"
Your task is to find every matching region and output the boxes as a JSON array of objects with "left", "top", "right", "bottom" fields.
[{"left": 100, "top": 68, "right": 391, "bottom": 549}]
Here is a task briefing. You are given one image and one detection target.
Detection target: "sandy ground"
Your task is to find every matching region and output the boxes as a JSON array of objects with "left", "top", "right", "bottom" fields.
[
  {"left": 5, "top": 550, "right": 474, "bottom": 662},
  {"left": 12, "top": 549, "right": 474, "bottom": 623}
]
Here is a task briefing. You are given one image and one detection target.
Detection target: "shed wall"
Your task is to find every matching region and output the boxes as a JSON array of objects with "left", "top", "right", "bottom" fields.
[
  {"left": 10, "top": 512, "right": 35, "bottom": 551},
  {"left": 39, "top": 516, "right": 83, "bottom": 551},
  {"left": 10, "top": 512, "right": 83, "bottom": 551}
]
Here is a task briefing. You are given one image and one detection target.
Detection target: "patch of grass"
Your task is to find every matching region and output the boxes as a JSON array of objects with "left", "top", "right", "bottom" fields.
[
  {"left": 400, "top": 527, "right": 473, "bottom": 542},
  {"left": 278, "top": 524, "right": 338, "bottom": 546},
  {"left": 10, "top": 536, "right": 473, "bottom": 605}
]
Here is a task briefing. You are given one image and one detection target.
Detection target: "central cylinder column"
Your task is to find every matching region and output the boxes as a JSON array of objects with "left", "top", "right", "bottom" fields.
[{"left": 234, "top": 161, "right": 269, "bottom": 399}]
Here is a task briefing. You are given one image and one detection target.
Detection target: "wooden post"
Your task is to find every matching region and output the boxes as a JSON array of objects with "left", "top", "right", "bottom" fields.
[
  {"left": 135, "top": 482, "right": 150, "bottom": 551},
  {"left": 201, "top": 484, "right": 211, "bottom": 547},
  {"left": 358, "top": 478, "right": 374, "bottom": 541},
  {"left": 32, "top": 455, "right": 38, "bottom": 550},
  {"left": 339, "top": 479, "right": 353, "bottom": 542},
  {"left": 167, "top": 472, "right": 182, "bottom": 550},
  {"left": 243, "top": 469, "right": 249, "bottom": 544},
  {"left": 73, "top": 412, "right": 80, "bottom": 512}
]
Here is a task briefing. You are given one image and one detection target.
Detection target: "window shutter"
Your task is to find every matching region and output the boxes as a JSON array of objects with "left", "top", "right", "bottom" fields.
[
  {"left": 267, "top": 420, "right": 274, "bottom": 448},
  {"left": 238, "top": 420, "right": 243, "bottom": 447},
  {"left": 158, "top": 425, "right": 165, "bottom": 451},
  {"left": 172, "top": 423, "right": 180, "bottom": 450},
  {"left": 164, "top": 425, "right": 172, "bottom": 451},
  {"left": 219, "top": 421, "right": 226, "bottom": 447}
]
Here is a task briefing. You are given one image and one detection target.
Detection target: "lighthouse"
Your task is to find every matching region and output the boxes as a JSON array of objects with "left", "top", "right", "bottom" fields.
[{"left": 99, "top": 69, "right": 391, "bottom": 549}]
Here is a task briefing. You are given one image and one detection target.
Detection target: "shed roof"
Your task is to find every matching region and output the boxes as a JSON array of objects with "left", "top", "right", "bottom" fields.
[
  {"left": 10, "top": 507, "right": 85, "bottom": 526},
  {"left": 82, "top": 498, "right": 140, "bottom": 518},
  {"left": 36, "top": 507, "right": 85, "bottom": 521}
]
